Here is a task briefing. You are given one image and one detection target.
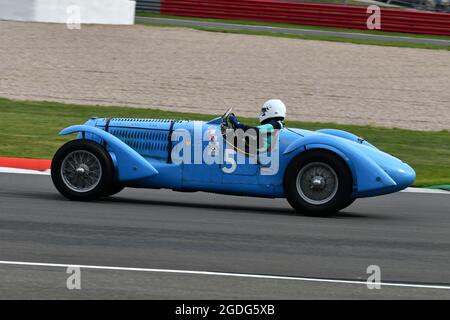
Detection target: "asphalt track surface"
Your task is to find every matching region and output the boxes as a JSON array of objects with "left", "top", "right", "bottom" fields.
[
  {"left": 136, "top": 16, "right": 450, "bottom": 46},
  {"left": 1, "top": 172, "right": 450, "bottom": 299}
]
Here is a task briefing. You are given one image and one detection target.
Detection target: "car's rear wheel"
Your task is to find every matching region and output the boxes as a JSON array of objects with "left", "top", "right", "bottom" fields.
[
  {"left": 51, "top": 140, "right": 115, "bottom": 201},
  {"left": 284, "top": 149, "right": 353, "bottom": 216}
]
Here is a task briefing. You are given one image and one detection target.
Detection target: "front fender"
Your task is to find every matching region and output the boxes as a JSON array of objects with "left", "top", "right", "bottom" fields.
[
  {"left": 316, "top": 129, "right": 377, "bottom": 149},
  {"left": 59, "top": 125, "right": 158, "bottom": 181},
  {"left": 283, "top": 135, "right": 397, "bottom": 195}
]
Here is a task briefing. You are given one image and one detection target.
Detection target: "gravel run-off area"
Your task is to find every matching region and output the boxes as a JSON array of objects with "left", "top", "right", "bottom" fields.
[{"left": 0, "top": 21, "right": 449, "bottom": 131}]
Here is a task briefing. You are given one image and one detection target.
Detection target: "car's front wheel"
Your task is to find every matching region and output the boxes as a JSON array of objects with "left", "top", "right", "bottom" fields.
[
  {"left": 51, "top": 140, "right": 115, "bottom": 201},
  {"left": 284, "top": 149, "right": 353, "bottom": 217},
  {"left": 104, "top": 182, "right": 125, "bottom": 197}
]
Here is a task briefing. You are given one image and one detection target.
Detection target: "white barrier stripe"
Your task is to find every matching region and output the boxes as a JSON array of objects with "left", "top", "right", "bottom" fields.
[
  {"left": 0, "top": 167, "right": 50, "bottom": 175},
  {"left": 402, "top": 187, "right": 449, "bottom": 194},
  {"left": 0, "top": 260, "right": 449, "bottom": 290}
]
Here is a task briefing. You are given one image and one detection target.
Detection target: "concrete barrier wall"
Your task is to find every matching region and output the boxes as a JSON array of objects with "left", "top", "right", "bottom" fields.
[{"left": 0, "top": 0, "right": 136, "bottom": 25}]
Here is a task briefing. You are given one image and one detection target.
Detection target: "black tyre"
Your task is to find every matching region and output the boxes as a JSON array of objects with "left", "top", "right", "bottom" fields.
[
  {"left": 339, "top": 197, "right": 356, "bottom": 211},
  {"left": 104, "top": 183, "right": 125, "bottom": 197},
  {"left": 51, "top": 139, "right": 115, "bottom": 201},
  {"left": 284, "top": 149, "right": 353, "bottom": 217}
]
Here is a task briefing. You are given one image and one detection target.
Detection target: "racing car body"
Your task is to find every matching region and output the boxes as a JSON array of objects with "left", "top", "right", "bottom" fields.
[{"left": 51, "top": 109, "right": 415, "bottom": 216}]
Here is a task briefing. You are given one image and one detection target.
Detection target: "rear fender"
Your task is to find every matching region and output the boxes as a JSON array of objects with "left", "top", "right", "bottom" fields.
[{"left": 59, "top": 125, "right": 158, "bottom": 181}]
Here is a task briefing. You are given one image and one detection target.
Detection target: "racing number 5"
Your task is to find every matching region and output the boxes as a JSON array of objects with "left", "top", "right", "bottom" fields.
[{"left": 222, "top": 148, "right": 236, "bottom": 174}]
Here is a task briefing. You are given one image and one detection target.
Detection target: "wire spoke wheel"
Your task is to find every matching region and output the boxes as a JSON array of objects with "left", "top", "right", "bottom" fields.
[
  {"left": 52, "top": 140, "right": 115, "bottom": 201},
  {"left": 296, "top": 162, "right": 339, "bottom": 205},
  {"left": 61, "top": 150, "right": 102, "bottom": 193}
]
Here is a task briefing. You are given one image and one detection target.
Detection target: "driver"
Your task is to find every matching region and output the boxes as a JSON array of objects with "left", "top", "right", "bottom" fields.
[{"left": 228, "top": 99, "right": 286, "bottom": 152}]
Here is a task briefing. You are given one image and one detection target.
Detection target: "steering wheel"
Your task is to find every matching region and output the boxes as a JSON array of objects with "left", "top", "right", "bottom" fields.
[
  {"left": 219, "top": 107, "right": 258, "bottom": 156},
  {"left": 221, "top": 107, "right": 233, "bottom": 122},
  {"left": 220, "top": 107, "right": 234, "bottom": 130},
  {"left": 220, "top": 107, "right": 233, "bottom": 136}
]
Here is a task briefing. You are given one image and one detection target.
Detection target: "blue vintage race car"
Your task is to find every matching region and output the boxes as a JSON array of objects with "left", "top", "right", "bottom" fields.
[{"left": 51, "top": 108, "right": 416, "bottom": 216}]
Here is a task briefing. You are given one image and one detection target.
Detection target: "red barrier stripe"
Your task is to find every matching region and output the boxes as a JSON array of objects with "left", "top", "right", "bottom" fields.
[
  {"left": 161, "top": 0, "right": 450, "bottom": 24},
  {"left": 0, "top": 157, "right": 51, "bottom": 171},
  {"left": 161, "top": 0, "right": 450, "bottom": 36}
]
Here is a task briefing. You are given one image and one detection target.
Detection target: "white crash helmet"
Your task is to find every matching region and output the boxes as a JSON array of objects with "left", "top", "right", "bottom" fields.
[{"left": 259, "top": 99, "right": 286, "bottom": 123}]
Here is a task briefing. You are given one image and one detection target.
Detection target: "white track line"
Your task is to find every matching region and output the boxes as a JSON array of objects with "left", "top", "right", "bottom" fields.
[
  {"left": 0, "top": 167, "right": 448, "bottom": 194},
  {"left": 0, "top": 260, "right": 449, "bottom": 291}
]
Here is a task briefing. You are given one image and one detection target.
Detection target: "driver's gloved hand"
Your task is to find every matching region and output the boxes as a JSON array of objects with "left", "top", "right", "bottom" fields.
[{"left": 229, "top": 114, "right": 239, "bottom": 127}]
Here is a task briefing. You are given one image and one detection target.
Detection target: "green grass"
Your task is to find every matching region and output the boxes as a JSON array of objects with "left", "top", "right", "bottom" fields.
[
  {"left": 256, "top": 0, "right": 376, "bottom": 6},
  {"left": 0, "top": 97, "right": 449, "bottom": 187},
  {"left": 137, "top": 12, "right": 450, "bottom": 50},
  {"left": 137, "top": 12, "right": 450, "bottom": 41}
]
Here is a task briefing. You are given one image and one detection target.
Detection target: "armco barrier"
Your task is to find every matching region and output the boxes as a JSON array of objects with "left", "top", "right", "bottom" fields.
[
  {"left": 136, "top": 0, "right": 450, "bottom": 36},
  {"left": 137, "top": 0, "right": 161, "bottom": 12}
]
